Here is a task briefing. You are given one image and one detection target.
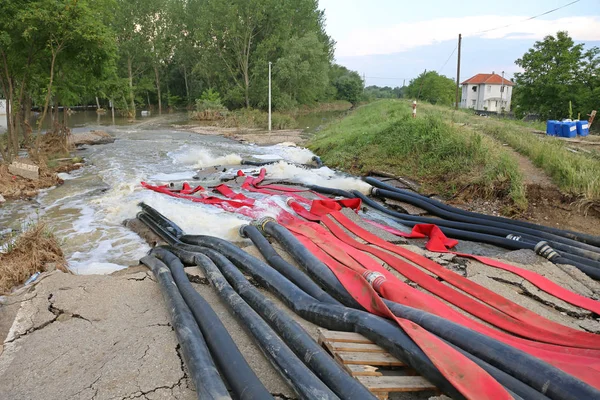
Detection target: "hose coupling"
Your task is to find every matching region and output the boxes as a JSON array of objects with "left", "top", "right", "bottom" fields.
[
  {"left": 251, "top": 217, "right": 277, "bottom": 235},
  {"left": 286, "top": 197, "right": 296, "bottom": 206},
  {"left": 370, "top": 187, "right": 379, "bottom": 196},
  {"left": 238, "top": 224, "right": 249, "bottom": 238},
  {"left": 506, "top": 234, "right": 522, "bottom": 241},
  {"left": 534, "top": 241, "right": 559, "bottom": 261},
  {"left": 362, "top": 270, "right": 386, "bottom": 291}
]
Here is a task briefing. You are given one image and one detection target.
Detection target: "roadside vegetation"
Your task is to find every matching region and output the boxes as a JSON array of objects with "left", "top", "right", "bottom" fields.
[
  {"left": 0, "top": 223, "right": 67, "bottom": 294},
  {"left": 309, "top": 100, "right": 527, "bottom": 210}
]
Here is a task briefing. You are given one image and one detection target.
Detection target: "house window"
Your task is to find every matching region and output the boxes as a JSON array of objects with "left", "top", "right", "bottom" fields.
[
  {"left": 471, "top": 100, "right": 476, "bottom": 107},
  {"left": 487, "top": 85, "right": 491, "bottom": 92},
  {"left": 501, "top": 86, "right": 505, "bottom": 93},
  {"left": 495, "top": 101, "right": 498, "bottom": 107},
  {"left": 472, "top": 86, "right": 477, "bottom": 92}
]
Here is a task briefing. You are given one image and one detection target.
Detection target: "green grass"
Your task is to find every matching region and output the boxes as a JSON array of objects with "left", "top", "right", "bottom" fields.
[
  {"left": 472, "top": 119, "right": 600, "bottom": 203},
  {"left": 309, "top": 99, "right": 527, "bottom": 210}
]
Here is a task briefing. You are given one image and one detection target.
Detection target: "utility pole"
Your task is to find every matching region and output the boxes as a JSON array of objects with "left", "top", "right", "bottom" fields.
[
  {"left": 500, "top": 70, "right": 505, "bottom": 114},
  {"left": 455, "top": 33, "right": 462, "bottom": 110},
  {"left": 268, "top": 61, "right": 272, "bottom": 132}
]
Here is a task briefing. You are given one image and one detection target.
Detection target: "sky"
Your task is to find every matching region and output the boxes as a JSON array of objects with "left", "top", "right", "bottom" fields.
[{"left": 318, "top": 0, "right": 600, "bottom": 87}]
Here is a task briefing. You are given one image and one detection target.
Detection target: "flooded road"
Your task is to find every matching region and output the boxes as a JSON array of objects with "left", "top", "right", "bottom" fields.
[{"left": 0, "top": 113, "right": 368, "bottom": 274}]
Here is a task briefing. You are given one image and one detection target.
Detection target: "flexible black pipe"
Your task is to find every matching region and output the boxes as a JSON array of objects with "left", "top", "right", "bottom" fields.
[
  {"left": 233, "top": 225, "right": 551, "bottom": 400},
  {"left": 254, "top": 219, "right": 363, "bottom": 309},
  {"left": 370, "top": 187, "right": 600, "bottom": 255},
  {"left": 149, "top": 248, "right": 273, "bottom": 400},
  {"left": 312, "top": 156, "right": 324, "bottom": 168},
  {"left": 198, "top": 247, "right": 377, "bottom": 400},
  {"left": 365, "top": 177, "right": 600, "bottom": 247},
  {"left": 240, "top": 160, "right": 278, "bottom": 166},
  {"left": 240, "top": 224, "right": 341, "bottom": 305},
  {"left": 138, "top": 206, "right": 565, "bottom": 399},
  {"left": 139, "top": 255, "right": 231, "bottom": 400},
  {"left": 195, "top": 252, "right": 341, "bottom": 400},
  {"left": 137, "top": 212, "right": 179, "bottom": 245},
  {"left": 381, "top": 301, "right": 598, "bottom": 400},
  {"left": 352, "top": 192, "right": 600, "bottom": 279},
  {"left": 350, "top": 193, "right": 600, "bottom": 263},
  {"left": 306, "top": 185, "right": 355, "bottom": 199},
  {"left": 173, "top": 234, "right": 465, "bottom": 399},
  {"left": 139, "top": 202, "right": 185, "bottom": 238}
]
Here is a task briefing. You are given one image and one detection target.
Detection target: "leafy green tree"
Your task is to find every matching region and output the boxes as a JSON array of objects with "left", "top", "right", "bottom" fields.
[
  {"left": 406, "top": 71, "right": 455, "bottom": 106},
  {"left": 513, "top": 31, "right": 600, "bottom": 120},
  {"left": 329, "top": 65, "right": 363, "bottom": 106}
]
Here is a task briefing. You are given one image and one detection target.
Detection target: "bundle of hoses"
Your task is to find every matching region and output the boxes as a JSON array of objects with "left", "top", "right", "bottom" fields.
[
  {"left": 310, "top": 177, "right": 600, "bottom": 280},
  {"left": 138, "top": 203, "right": 600, "bottom": 400}
]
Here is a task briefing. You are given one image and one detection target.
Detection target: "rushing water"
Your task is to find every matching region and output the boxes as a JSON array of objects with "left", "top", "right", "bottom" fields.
[{"left": 0, "top": 113, "right": 370, "bottom": 274}]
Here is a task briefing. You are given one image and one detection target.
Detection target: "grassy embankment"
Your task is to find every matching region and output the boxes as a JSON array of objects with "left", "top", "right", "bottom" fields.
[
  {"left": 447, "top": 111, "right": 600, "bottom": 204},
  {"left": 309, "top": 99, "right": 528, "bottom": 211},
  {"left": 0, "top": 223, "right": 67, "bottom": 293}
]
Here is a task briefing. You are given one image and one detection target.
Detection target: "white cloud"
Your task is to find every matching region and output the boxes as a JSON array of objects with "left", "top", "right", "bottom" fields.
[{"left": 336, "top": 16, "right": 600, "bottom": 57}]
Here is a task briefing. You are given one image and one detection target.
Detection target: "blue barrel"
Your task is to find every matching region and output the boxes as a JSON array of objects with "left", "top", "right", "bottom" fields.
[
  {"left": 576, "top": 120, "right": 589, "bottom": 136},
  {"left": 561, "top": 121, "right": 577, "bottom": 138},
  {"left": 546, "top": 120, "right": 557, "bottom": 136}
]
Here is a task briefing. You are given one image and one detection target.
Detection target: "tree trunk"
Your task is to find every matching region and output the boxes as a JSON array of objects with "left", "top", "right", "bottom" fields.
[
  {"left": 183, "top": 65, "right": 190, "bottom": 107},
  {"left": 95, "top": 96, "right": 101, "bottom": 110},
  {"left": 154, "top": 65, "right": 162, "bottom": 115},
  {"left": 127, "top": 56, "right": 136, "bottom": 119}
]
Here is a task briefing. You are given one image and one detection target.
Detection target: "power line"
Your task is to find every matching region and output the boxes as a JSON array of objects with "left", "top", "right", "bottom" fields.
[
  {"left": 470, "top": 0, "right": 581, "bottom": 35},
  {"left": 365, "top": 76, "right": 408, "bottom": 80},
  {"left": 438, "top": 44, "right": 458, "bottom": 73}
]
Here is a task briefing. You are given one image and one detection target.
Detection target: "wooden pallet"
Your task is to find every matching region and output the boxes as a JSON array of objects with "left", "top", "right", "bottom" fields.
[{"left": 318, "top": 329, "right": 438, "bottom": 400}]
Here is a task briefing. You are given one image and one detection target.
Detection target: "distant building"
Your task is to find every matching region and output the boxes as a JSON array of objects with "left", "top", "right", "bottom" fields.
[
  {"left": 0, "top": 99, "right": 6, "bottom": 115},
  {"left": 460, "top": 73, "right": 513, "bottom": 113}
]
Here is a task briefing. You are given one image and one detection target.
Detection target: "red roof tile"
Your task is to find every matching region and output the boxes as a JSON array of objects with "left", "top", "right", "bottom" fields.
[{"left": 461, "top": 73, "right": 514, "bottom": 86}]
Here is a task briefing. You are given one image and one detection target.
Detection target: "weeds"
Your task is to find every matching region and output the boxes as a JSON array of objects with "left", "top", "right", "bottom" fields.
[
  {"left": 309, "top": 99, "right": 527, "bottom": 209},
  {"left": 0, "top": 222, "right": 67, "bottom": 293}
]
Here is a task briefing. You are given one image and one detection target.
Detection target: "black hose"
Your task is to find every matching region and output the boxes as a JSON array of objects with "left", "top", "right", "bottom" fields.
[
  {"left": 381, "top": 301, "right": 598, "bottom": 400},
  {"left": 352, "top": 192, "right": 600, "bottom": 279},
  {"left": 199, "top": 247, "right": 377, "bottom": 400},
  {"left": 370, "top": 187, "right": 600, "bottom": 255},
  {"left": 312, "top": 156, "right": 324, "bottom": 168},
  {"left": 139, "top": 202, "right": 185, "bottom": 238},
  {"left": 139, "top": 255, "right": 231, "bottom": 400},
  {"left": 306, "top": 185, "right": 355, "bottom": 198},
  {"left": 196, "top": 252, "right": 341, "bottom": 400},
  {"left": 253, "top": 218, "right": 363, "bottom": 309},
  {"left": 149, "top": 248, "right": 273, "bottom": 400},
  {"left": 365, "top": 177, "right": 600, "bottom": 247},
  {"left": 241, "top": 160, "right": 278, "bottom": 166},
  {"left": 240, "top": 224, "right": 340, "bottom": 305},
  {"left": 138, "top": 205, "right": 597, "bottom": 399}
]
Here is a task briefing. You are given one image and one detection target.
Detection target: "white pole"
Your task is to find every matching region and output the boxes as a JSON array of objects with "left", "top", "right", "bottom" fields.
[
  {"left": 268, "top": 62, "right": 272, "bottom": 131},
  {"left": 500, "top": 71, "right": 504, "bottom": 114}
]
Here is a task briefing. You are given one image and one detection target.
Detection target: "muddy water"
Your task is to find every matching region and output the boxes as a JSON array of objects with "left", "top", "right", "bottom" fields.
[{"left": 0, "top": 114, "right": 369, "bottom": 274}]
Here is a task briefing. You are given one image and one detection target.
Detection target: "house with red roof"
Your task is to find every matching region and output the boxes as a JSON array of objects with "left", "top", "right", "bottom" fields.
[{"left": 460, "top": 72, "right": 514, "bottom": 113}]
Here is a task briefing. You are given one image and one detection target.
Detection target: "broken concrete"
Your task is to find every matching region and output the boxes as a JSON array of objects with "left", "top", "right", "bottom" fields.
[
  {"left": 8, "top": 160, "right": 39, "bottom": 181},
  {"left": 69, "top": 130, "right": 116, "bottom": 147}
]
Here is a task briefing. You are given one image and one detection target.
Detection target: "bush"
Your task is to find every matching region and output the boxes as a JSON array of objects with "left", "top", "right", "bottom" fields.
[
  {"left": 191, "top": 89, "right": 228, "bottom": 120},
  {"left": 219, "top": 109, "right": 297, "bottom": 130}
]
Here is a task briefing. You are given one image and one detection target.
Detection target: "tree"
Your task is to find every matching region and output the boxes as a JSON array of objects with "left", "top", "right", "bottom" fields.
[
  {"left": 405, "top": 71, "right": 455, "bottom": 106},
  {"left": 330, "top": 65, "right": 363, "bottom": 106},
  {"left": 513, "top": 31, "right": 600, "bottom": 120}
]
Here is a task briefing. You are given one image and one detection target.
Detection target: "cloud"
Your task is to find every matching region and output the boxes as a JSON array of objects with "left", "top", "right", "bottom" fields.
[{"left": 336, "top": 16, "right": 600, "bottom": 57}]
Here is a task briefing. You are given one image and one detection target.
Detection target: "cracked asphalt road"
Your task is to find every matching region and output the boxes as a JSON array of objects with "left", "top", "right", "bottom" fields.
[{"left": 0, "top": 266, "right": 312, "bottom": 400}]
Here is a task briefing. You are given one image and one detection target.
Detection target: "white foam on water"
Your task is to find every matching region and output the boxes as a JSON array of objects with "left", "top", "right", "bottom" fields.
[
  {"left": 150, "top": 171, "right": 196, "bottom": 181},
  {"left": 252, "top": 154, "right": 283, "bottom": 160},
  {"left": 264, "top": 162, "right": 372, "bottom": 194},
  {"left": 143, "top": 195, "right": 250, "bottom": 242},
  {"left": 170, "top": 145, "right": 242, "bottom": 167}
]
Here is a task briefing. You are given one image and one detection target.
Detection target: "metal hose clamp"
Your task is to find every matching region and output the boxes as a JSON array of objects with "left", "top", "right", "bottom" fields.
[
  {"left": 534, "top": 241, "right": 559, "bottom": 261},
  {"left": 362, "top": 271, "right": 386, "bottom": 291},
  {"left": 251, "top": 217, "right": 276, "bottom": 235},
  {"left": 506, "top": 234, "right": 522, "bottom": 241},
  {"left": 238, "top": 224, "right": 249, "bottom": 238},
  {"left": 370, "top": 187, "right": 379, "bottom": 196}
]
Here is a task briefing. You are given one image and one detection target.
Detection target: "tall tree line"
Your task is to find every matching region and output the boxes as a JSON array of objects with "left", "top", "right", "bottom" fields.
[{"left": 0, "top": 0, "right": 363, "bottom": 163}]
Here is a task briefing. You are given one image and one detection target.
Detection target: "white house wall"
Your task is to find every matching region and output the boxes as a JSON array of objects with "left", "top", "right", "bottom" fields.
[{"left": 460, "top": 84, "right": 512, "bottom": 112}]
